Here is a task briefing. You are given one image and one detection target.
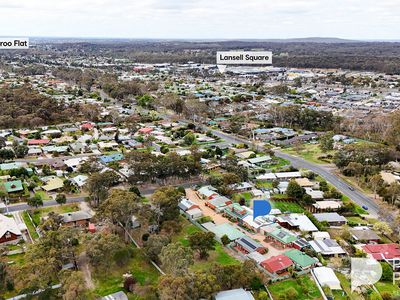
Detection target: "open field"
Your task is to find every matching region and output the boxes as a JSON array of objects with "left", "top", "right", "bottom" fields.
[{"left": 282, "top": 143, "right": 335, "bottom": 165}]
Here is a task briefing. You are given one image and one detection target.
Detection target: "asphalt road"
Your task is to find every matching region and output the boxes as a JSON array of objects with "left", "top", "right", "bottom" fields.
[
  {"left": 200, "top": 124, "right": 379, "bottom": 217},
  {"left": 3, "top": 181, "right": 206, "bottom": 213},
  {"left": 274, "top": 151, "right": 379, "bottom": 217}
]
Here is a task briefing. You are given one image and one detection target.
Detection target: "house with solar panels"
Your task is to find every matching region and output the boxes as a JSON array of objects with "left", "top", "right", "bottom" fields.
[
  {"left": 234, "top": 235, "right": 266, "bottom": 254},
  {"left": 262, "top": 223, "right": 297, "bottom": 249}
]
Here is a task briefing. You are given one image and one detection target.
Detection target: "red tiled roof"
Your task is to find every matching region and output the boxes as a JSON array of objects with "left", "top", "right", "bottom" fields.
[
  {"left": 138, "top": 127, "right": 153, "bottom": 134},
  {"left": 27, "top": 139, "right": 50, "bottom": 145},
  {"left": 261, "top": 255, "right": 293, "bottom": 273},
  {"left": 81, "top": 123, "right": 94, "bottom": 129},
  {"left": 362, "top": 243, "right": 400, "bottom": 260}
]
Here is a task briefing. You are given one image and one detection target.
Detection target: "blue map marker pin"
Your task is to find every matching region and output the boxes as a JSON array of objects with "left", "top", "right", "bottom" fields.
[{"left": 253, "top": 200, "right": 271, "bottom": 219}]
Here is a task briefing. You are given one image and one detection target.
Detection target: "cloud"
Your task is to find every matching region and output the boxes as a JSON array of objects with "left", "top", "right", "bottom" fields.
[{"left": 0, "top": 0, "right": 398, "bottom": 39}]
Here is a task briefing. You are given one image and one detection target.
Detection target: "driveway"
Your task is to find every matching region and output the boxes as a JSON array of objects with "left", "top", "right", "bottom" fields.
[{"left": 185, "top": 188, "right": 287, "bottom": 258}]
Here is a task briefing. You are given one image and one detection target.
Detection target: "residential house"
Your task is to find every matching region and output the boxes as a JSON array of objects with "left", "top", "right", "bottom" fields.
[
  {"left": 99, "top": 153, "right": 124, "bottom": 164},
  {"left": 228, "top": 182, "right": 253, "bottom": 193},
  {"left": 235, "top": 236, "right": 266, "bottom": 254},
  {"left": 313, "top": 213, "right": 347, "bottom": 226},
  {"left": 3, "top": 180, "right": 23, "bottom": 194},
  {"left": 260, "top": 254, "right": 294, "bottom": 275},
  {"left": 70, "top": 175, "right": 88, "bottom": 189},
  {"left": 0, "top": 214, "right": 22, "bottom": 244},
  {"left": 186, "top": 208, "right": 203, "bottom": 220},
  {"left": 313, "top": 267, "right": 342, "bottom": 290},
  {"left": 276, "top": 214, "right": 318, "bottom": 232},
  {"left": 223, "top": 203, "right": 248, "bottom": 221},
  {"left": 247, "top": 155, "right": 272, "bottom": 166},
  {"left": 197, "top": 186, "right": 218, "bottom": 200},
  {"left": 284, "top": 249, "right": 318, "bottom": 270},
  {"left": 214, "top": 288, "right": 255, "bottom": 300},
  {"left": 205, "top": 196, "right": 232, "bottom": 212},
  {"left": 42, "top": 176, "right": 64, "bottom": 193},
  {"left": 61, "top": 211, "right": 92, "bottom": 228},
  {"left": 362, "top": 244, "right": 400, "bottom": 263},
  {"left": 350, "top": 227, "right": 380, "bottom": 243},
  {"left": 309, "top": 239, "right": 346, "bottom": 256},
  {"left": 178, "top": 198, "right": 200, "bottom": 212},
  {"left": 202, "top": 222, "right": 245, "bottom": 242},
  {"left": 262, "top": 223, "right": 297, "bottom": 248}
]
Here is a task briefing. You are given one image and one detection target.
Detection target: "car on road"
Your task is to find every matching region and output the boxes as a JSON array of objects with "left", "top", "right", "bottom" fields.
[
  {"left": 362, "top": 205, "right": 369, "bottom": 211},
  {"left": 348, "top": 186, "right": 355, "bottom": 191}
]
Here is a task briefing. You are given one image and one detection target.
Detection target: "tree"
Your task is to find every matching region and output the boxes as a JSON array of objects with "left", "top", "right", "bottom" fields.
[
  {"left": 13, "top": 145, "right": 29, "bottom": 158},
  {"left": 27, "top": 193, "right": 43, "bottom": 208},
  {"left": 188, "top": 231, "right": 216, "bottom": 259},
  {"left": 221, "top": 234, "right": 230, "bottom": 246},
  {"left": 385, "top": 182, "right": 400, "bottom": 205},
  {"left": 160, "top": 243, "right": 193, "bottom": 276},
  {"left": 87, "top": 171, "right": 120, "bottom": 206},
  {"left": 183, "top": 132, "right": 196, "bottom": 146},
  {"left": 373, "top": 221, "right": 393, "bottom": 236},
  {"left": 144, "top": 234, "right": 171, "bottom": 262},
  {"left": 286, "top": 180, "right": 305, "bottom": 201},
  {"left": 85, "top": 233, "right": 125, "bottom": 269},
  {"left": 55, "top": 193, "right": 67, "bottom": 205},
  {"left": 152, "top": 186, "right": 184, "bottom": 225},
  {"left": 98, "top": 189, "right": 140, "bottom": 241},
  {"left": 369, "top": 174, "right": 384, "bottom": 199},
  {"left": 14, "top": 227, "right": 80, "bottom": 293},
  {"left": 60, "top": 271, "right": 88, "bottom": 300},
  {"left": 319, "top": 132, "right": 334, "bottom": 152},
  {"left": 272, "top": 179, "right": 280, "bottom": 191},
  {"left": 380, "top": 262, "right": 393, "bottom": 282}
]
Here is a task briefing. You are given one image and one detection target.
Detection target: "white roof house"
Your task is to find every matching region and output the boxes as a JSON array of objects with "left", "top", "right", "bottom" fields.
[
  {"left": 71, "top": 175, "right": 88, "bottom": 187},
  {"left": 277, "top": 214, "right": 318, "bottom": 232},
  {"left": 313, "top": 201, "right": 342, "bottom": 210},
  {"left": 215, "top": 288, "right": 255, "bottom": 300},
  {"left": 313, "top": 267, "right": 342, "bottom": 290},
  {"left": 312, "top": 231, "right": 331, "bottom": 240},
  {"left": 309, "top": 239, "right": 346, "bottom": 256},
  {"left": 0, "top": 214, "right": 22, "bottom": 242}
]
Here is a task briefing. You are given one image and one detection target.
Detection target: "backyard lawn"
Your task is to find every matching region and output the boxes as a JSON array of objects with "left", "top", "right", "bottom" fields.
[
  {"left": 375, "top": 281, "right": 400, "bottom": 298},
  {"left": 268, "top": 275, "right": 322, "bottom": 300},
  {"left": 271, "top": 201, "right": 305, "bottom": 213},
  {"left": 174, "top": 218, "right": 239, "bottom": 271},
  {"left": 30, "top": 203, "right": 80, "bottom": 226},
  {"left": 22, "top": 211, "right": 39, "bottom": 239},
  {"left": 93, "top": 247, "right": 160, "bottom": 298}
]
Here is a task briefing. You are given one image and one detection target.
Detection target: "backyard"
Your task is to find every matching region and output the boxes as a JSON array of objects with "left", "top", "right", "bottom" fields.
[{"left": 268, "top": 275, "right": 323, "bottom": 300}]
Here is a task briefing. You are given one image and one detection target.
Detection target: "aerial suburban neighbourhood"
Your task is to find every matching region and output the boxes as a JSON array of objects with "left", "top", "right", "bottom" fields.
[{"left": 1, "top": 1, "right": 400, "bottom": 300}]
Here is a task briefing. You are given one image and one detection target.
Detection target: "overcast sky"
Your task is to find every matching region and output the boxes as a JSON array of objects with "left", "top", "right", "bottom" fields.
[{"left": 1, "top": 0, "right": 399, "bottom": 40}]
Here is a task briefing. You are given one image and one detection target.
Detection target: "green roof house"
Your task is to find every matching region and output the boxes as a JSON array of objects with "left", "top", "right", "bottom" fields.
[
  {"left": 284, "top": 249, "right": 317, "bottom": 270},
  {"left": 3, "top": 180, "right": 23, "bottom": 193}
]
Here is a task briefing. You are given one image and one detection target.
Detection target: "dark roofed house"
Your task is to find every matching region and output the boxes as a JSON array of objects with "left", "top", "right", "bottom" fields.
[
  {"left": 313, "top": 213, "right": 347, "bottom": 227},
  {"left": 350, "top": 227, "right": 380, "bottom": 243},
  {"left": 61, "top": 211, "right": 92, "bottom": 228},
  {"left": 235, "top": 236, "right": 266, "bottom": 254}
]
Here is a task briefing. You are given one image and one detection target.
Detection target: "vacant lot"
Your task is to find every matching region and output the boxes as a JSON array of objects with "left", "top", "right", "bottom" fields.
[{"left": 268, "top": 275, "right": 322, "bottom": 300}]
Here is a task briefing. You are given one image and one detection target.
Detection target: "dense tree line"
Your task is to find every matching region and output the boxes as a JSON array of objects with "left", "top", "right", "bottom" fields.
[
  {"left": 268, "top": 105, "right": 339, "bottom": 131},
  {"left": 126, "top": 149, "right": 202, "bottom": 184},
  {"left": 0, "top": 85, "right": 81, "bottom": 128}
]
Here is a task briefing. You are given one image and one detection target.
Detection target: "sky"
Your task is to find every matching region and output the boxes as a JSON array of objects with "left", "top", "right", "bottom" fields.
[{"left": 0, "top": 0, "right": 399, "bottom": 40}]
